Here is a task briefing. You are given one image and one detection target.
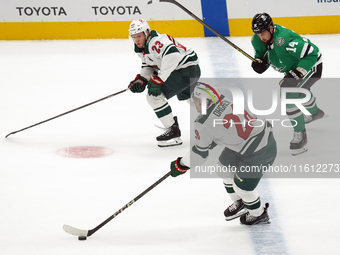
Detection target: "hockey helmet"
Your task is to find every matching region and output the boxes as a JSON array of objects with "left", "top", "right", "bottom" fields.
[
  {"left": 251, "top": 13, "right": 273, "bottom": 34},
  {"left": 192, "top": 82, "right": 222, "bottom": 106},
  {"left": 129, "top": 19, "right": 150, "bottom": 37}
]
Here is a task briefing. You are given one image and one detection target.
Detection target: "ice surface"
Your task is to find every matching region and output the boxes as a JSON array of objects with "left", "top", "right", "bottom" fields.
[{"left": 0, "top": 34, "right": 339, "bottom": 255}]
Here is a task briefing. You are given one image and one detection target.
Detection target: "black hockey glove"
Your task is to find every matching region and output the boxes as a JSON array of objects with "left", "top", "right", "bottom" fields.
[
  {"left": 128, "top": 74, "right": 148, "bottom": 93},
  {"left": 209, "top": 141, "right": 218, "bottom": 150},
  {"left": 279, "top": 69, "right": 304, "bottom": 88},
  {"left": 170, "top": 157, "right": 190, "bottom": 177},
  {"left": 251, "top": 58, "right": 268, "bottom": 74}
]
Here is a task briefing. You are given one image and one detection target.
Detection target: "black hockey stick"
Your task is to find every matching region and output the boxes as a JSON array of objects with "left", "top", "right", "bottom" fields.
[
  {"left": 63, "top": 170, "right": 172, "bottom": 238},
  {"left": 148, "top": 0, "right": 255, "bottom": 62},
  {"left": 5, "top": 88, "right": 129, "bottom": 138}
]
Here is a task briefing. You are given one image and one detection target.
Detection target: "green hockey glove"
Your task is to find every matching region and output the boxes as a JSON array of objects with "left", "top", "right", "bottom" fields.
[
  {"left": 148, "top": 75, "right": 163, "bottom": 97},
  {"left": 128, "top": 74, "right": 148, "bottom": 93},
  {"left": 170, "top": 157, "right": 190, "bottom": 177}
]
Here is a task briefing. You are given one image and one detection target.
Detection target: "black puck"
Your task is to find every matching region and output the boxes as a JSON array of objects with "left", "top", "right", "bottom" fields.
[{"left": 78, "top": 236, "right": 87, "bottom": 241}]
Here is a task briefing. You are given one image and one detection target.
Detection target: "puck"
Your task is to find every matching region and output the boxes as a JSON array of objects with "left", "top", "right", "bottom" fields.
[{"left": 78, "top": 236, "right": 87, "bottom": 241}]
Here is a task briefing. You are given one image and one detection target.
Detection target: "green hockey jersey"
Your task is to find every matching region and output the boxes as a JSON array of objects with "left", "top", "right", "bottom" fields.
[{"left": 251, "top": 25, "right": 322, "bottom": 74}]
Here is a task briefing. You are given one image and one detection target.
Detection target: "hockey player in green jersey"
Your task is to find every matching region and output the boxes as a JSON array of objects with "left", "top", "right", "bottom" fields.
[
  {"left": 127, "top": 19, "right": 201, "bottom": 147},
  {"left": 250, "top": 13, "right": 326, "bottom": 155},
  {"left": 170, "top": 82, "right": 277, "bottom": 225}
]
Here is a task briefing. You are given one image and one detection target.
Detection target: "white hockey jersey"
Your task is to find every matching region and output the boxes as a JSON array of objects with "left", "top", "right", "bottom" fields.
[
  {"left": 182, "top": 96, "right": 273, "bottom": 168},
  {"left": 134, "top": 30, "right": 199, "bottom": 82}
]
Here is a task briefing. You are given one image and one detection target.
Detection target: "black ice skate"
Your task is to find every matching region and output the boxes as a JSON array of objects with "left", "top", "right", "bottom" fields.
[
  {"left": 157, "top": 116, "right": 182, "bottom": 147},
  {"left": 240, "top": 203, "right": 270, "bottom": 225},
  {"left": 304, "top": 108, "right": 328, "bottom": 124},
  {"left": 290, "top": 128, "right": 308, "bottom": 156},
  {"left": 224, "top": 199, "right": 248, "bottom": 221}
]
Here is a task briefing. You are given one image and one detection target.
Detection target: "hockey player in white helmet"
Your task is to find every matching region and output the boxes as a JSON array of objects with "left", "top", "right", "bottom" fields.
[
  {"left": 127, "top": 19, "right": 201, "bottom": 147},
  {"left": 169, "top": 82, "right": 277, "bottom": 225}
]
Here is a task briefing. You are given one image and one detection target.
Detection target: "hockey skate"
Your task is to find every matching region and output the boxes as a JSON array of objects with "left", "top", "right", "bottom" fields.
[
  {"left": 290, "top": 128, "right": 308, "bottom": 156},
  {"left": 224, "top": 199, "right": 248, "bottom": 221},
  {"left": 156, "top": 116, "right": 183, "bottom": 147},
  {"left": 304, "top": 108, "right": 328, "bottom": 124},
  {"left": 240, "top": 203, "right": 270, "bottom": 225}
]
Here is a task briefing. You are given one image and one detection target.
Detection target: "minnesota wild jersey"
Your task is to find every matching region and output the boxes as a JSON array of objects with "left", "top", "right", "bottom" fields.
[
  {"left": 134, "top": 30, "right": 199, "bottom": 82},
  {"left": 251, "top": 24, "right": 322, "bottom": 74},
  {"left": 183, "top": 96, "right": 273, "bottom": 167}
]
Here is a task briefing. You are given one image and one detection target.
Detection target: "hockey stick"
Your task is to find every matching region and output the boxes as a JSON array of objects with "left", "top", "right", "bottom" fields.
[
  {"left": 148, "top": 0, "right": 255, "bottom": 62},
  {"left": 63, "top": 170, "right": 172, "bottom": 238},
  {"left": 5, "top": 88, "right": 129, "bottom": 138}
]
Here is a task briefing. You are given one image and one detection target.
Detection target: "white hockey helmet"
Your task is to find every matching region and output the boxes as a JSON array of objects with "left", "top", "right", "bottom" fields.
[
  {"left": 192, "top": 82, "right": 222, "bottom": 106},
  {"left": 129, "top": 19, "right": 151, "bottom": 37}
]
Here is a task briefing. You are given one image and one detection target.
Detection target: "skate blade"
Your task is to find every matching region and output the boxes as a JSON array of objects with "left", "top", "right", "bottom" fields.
[
  {"left": 254, "top": 218, "right": 271, "bottom": 225},
  {"left": 239, "top": 217, "right": 271, "bottom": 225},
  {"left": 291, "top": 145, "right": 308, "bottom": 156},
  {"left": 158, "top": 137, "right": 183, "bottom": 148},
  {"left": 255, "top": 217, "right": 271, "bottom": 224},
  {"left": 225, "top": 209, "right": 248, "bottom": 221}
]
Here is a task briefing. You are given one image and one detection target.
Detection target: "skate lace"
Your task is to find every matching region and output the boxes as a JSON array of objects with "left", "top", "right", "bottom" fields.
[
  {"left": 155, "top": 125, "right": 171, "bottom": 137},
  {"left": 291, "top": 131, "right": 303, "bottom": 143},
  {"left": 228, "top": 200, "right": 240, "bottom": 212},
  {"left": 246, "top": 213, "right": 257, "bottom": 222}
]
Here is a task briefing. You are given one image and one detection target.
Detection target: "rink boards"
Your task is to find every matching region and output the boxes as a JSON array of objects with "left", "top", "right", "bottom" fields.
[{"left": 0, "top": 0, "right": 339, "bottom": 40}]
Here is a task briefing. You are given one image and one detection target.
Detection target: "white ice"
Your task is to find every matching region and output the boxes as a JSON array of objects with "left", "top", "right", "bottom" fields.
[{"left": 0, "top": 33, "right": 339, "bottom": 255}]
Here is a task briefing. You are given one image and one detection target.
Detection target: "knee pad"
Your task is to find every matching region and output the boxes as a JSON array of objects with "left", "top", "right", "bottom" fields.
[{"left": 146, "top": 93, "right": 167, "bottom": 109}]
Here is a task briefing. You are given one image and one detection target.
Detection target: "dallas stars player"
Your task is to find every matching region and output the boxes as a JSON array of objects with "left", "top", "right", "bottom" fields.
[
  {"left": 128, "top": 19, "right": 201, "bottom": 147},
  {"left": 251, "top": 13, "right": 326, "bottom": 155},
  {"left": 170, "top": 82, "right": 277, "bottom": 225}
]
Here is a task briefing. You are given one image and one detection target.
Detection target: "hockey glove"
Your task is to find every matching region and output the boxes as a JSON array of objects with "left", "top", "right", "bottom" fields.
[
  {"left": 128, "top": 74, "right": 148, "bottom": 93},
  {"left": 209, "top": 141, "right": 218, "bottom": 150},
  {"left": 280, "top": 68, "right": 306, "bottom": 88},
  {"left": 251, "top": 58, "right": 268, "bottom": 74},
  {"left": 148, "top": 75, "right": 163, "bottom": 97},
  {"left": 170, "top": 157, "right": 190, "bottom": 177}
]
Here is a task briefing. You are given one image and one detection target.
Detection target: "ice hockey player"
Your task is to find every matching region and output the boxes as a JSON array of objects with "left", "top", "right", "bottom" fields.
[
  {"left": 250, "top": 13, "right": 326, "bottom": 155},
  {"left": 170, "top": 82, "right": 277, "bottom": 225},
  {"left": 127, "top": 19, "right": 201, "bottom": 147}
]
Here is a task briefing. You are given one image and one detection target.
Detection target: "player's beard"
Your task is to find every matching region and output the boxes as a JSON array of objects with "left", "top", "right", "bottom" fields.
[{"left": 266, "top": 32, "right": 274, "bottom": 46}]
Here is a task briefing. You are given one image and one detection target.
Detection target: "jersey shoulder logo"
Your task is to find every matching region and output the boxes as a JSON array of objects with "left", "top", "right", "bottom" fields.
[{"left": 276, "top": 37, "right": 285, "bottom": 47}]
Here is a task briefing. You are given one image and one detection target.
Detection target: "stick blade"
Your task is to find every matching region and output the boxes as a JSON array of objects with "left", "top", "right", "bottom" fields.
[
  {"left": 5, "top": 132, "right": 14, "bottom": 138},
  {"left": 63, "top": 224, "right": 89, "bottom": 237}
]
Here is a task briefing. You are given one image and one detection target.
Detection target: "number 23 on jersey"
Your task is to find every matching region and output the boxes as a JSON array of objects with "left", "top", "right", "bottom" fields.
[{"left": 152, "top": 35, "right": 187, "bottom": 54}]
